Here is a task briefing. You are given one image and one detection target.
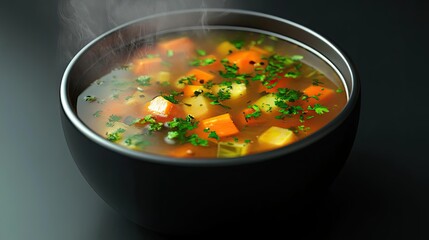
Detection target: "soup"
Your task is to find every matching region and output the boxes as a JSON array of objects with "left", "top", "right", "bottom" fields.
[{"left": 77, "top": 30, "right": 347, "bottom": 158}]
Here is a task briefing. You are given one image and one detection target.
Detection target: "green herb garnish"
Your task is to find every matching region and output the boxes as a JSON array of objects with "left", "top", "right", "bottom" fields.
[
  {"left": 196, "top": 49, "right": 206, "bottom": 56},
  {"left": 307, "top": 104, "right": 330, "bottom": 115},
  {"left": 136, "top": 75, "right": 151, "bottom": 86},
  {"left": 208, "top": 131, "right": 220, "bottom": 141},
  {"left": 106, "top": 115, "right": 122, "bottom": 127},
  {"left": 84, "top": 95, "right": 97, "bottom": 102},
  {"left": 93, "top": 110, "right": 102, "bottom": 118},
  {"left": 167, "top": 49, "right": 174, "bottom": 57},
  {"left": 162, "top": 91, "right": 181, "bottom": 104},
  {"left": 106, "top": 128, "right": 125, "bottom": 142},
  {"left": 166, "top": 115, "right": 208, "bottom": 146},
  {"left": 245, "top": 104, "right": 262, "bottom": 119}
]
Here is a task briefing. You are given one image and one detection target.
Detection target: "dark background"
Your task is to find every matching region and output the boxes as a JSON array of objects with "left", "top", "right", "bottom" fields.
[{"left": 1, "top": 0, "right": 428, "bottom": 239}]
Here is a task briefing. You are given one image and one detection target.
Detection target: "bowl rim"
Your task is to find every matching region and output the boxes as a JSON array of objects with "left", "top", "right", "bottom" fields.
[{"left": 60, "top": 8, "right": 360, "bottom": 167}]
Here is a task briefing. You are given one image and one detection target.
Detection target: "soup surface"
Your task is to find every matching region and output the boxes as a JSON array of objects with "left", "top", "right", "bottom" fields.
[{"left": 77, "top": 29, "right": 347, "bottom": 158}]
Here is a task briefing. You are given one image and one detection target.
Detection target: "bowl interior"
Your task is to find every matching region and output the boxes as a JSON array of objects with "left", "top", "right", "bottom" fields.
[{"left": 61, "top": 9, "right": 358, "bottom": 164}]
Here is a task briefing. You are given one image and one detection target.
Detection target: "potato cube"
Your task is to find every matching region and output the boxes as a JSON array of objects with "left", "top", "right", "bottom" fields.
[
  {"left": 212, "top": 83, "right": 247, "bottom": 100},
  {"left": 217, "top": 142, "right": 249, "bottom": 158},
  {"left": 258, "top": 126, "right": 296, "bottom": 148},
  {"left": 253, "top": 94, "right": 278, "bottom": 113},
  {"left": 216, "top": 41, "right": 237, "bottom": 56},
  {"left": 182, "top": 95, "right": 210, "bottom": 119}
]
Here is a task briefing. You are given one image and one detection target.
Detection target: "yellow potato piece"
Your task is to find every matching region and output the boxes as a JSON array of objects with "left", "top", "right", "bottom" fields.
[
  {"left": 253, "top": 94, "right": 278, "bottom": 113},
  {"left": 212, "top": 83, "right": 247, "bottom": 100},
  {"left": 258, "top": 126, "right": 296, "bottom": 148},
  {"left": 216, "top": 41, "right": 237, "bottom": 56},
  {"left": 182, "top": 95, "right": 210, "bottom": 119}
]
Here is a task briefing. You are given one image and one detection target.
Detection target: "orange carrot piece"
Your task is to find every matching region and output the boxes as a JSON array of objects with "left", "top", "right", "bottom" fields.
[
  {"left": 182, "top": 85, "right": 207, "bottom": 97},
  {"left": 302, "top": 85, "right": 335, "bottom": 107},
  {"left": 186, "top": 68, "right": 215, "bottom": 85},
  {"left": 238, "top": 108, "right": 268, "bottom": 127},
  {"left": 200, "top": 113, "right": 239, "bottom": 138},
  {"left": 226, "top": 50, "right": 267, "bottom": 74},
  {"left": 133, "top": 57, "right": 163, "bottom": 75},
  {"left": 144, "top": 96, "right": 174, "bottom": 118},
  {"left": 158, "top": 37, "right": 195, "bottom": 56},
  {"left": 258, "top": 77, "right": 294, "bottom": 93},
  {"left": 199, "top": 54, "right": 223, "bottom": 72}
]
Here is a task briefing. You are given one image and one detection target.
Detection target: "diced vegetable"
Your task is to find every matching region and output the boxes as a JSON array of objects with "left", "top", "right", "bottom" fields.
[
  {"left": 217, "top": 142, "right": 249, "bottom": 158},
  {"left": 105, "top": 122, "right": 129, "bottom": 142},
  {"left": 133, "top": 57, "right": 163, "bottom": 75},
  {"left": 158, "top": 37, "right": 195, "bottom": 56},
  {"left": 258, "top": 77, "right": 293, "bottom": 93},
  {"left": 258, "top": 126, "right": 297, "bottom": 148},
  {"left": 182, "top": 85, "right": 207, "bottom": 97},
  {"left": 216, "top": 41, "right": 237, "bottom": 56},
  {"left": 253, "top": 93, "right": 278, "bottom": 113},
  {"left": 212, "top": 82, "right": 247, "bottom": 100},
  {"left": 182, "top": 95, "right": 210, "bottom": 119},
  {"left": 186, "top": 69, "right": 215, "bottom": 85},
  {"left": 200, "top": 113, "right": 239, "bottom": 138},
  {"left": 238, "top": 107, "right": 267, "bottom": 126},
  {"left": 145, "top": 96, "right": 174, "bottom": 118},
  {"left": 157, "top": 71, "right": 171, "bottom": 85},
  {"left": 125, "top": 91, "right": 146, "bottom": 106},
  {"left": 226, "top": 50, "right": 267, "bottom": 74},
  {"left": 302, "top": 85, "right": 335, "bottom": 108}
]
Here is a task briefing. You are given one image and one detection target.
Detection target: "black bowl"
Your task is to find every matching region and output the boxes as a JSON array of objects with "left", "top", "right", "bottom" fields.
[{"left": 60, "top": 9, "right": 360, "bottom": 235}]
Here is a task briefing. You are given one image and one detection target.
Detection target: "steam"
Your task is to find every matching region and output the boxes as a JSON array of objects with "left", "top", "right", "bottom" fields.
[{"left": 58, "top": 0, "right": 229, "bottom": 64}]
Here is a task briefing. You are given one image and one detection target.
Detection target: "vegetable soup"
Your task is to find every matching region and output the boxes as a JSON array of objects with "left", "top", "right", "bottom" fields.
[{"left": 77, "top": 30, "right": 347, "bottom": 158}]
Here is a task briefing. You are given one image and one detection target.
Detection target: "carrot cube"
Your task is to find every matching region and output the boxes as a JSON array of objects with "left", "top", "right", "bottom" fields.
[
  {"left": 158, "top": 37, "right": 195, "bottom": 56},
  {"left": 200, "top": 113, "right": 239, "bottom": 138},
  {"left": 258, "top": 77, "right": 294, "bottom": 93},
  {"left": 226, "top": 50, "right": 267, "bottom": 74},
  {"left": 182, "top": 85, "right": 208, "bottom": 97},
  {"left": 238, "top": 107, "right": 268, "bottom": 126},
  {"left": 302, "top": 85, "right": 335, "bottom": 107},
  {"left": 133, "top": 57, "right": 163, "bottom": 75},
  {"left": 186, "top": 68, "right": 215, "bottom": 85},
  {"left": 145, "top": 96, "right": 174, "bottom": 118}
]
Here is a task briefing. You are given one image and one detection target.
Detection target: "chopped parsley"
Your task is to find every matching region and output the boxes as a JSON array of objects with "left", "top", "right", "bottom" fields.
[
  {"left": 106, "top": 128, "right": 125, "bottom": 142},
  {"left": 208, "top": 131, "right": 220, "bottom": 141},
  {"left": 274, "top": 88, "right": 304, "bottom": 119},
  {"left": 93, "top": 110, "right": 102, "bottom": 118},
  {"left": 336, "top": 88, "right": 344, "bottom": 93},
  {"left": 230, "top": 40, "right": 244, "bottom": 49},
  {"left": 106, "top": 115, "right": 122, "bottom": 127},
  {"left": 136, "top": 75, "right": 151, "bottom": 86},
  {"left": 245, "top": 104, "right": 262, "bottom": 119},
  {"left": 312, "top": 79, "right": 324, "bottom": 86},
  {"left": 203, "top": 80, "right": 214, "bottom": 89},
  {"left": 162, "top": 91, "right": 181, "bottom": 104},
  {"left": 196, "top": 49, "right": 206, "bottom": 56},
  {"left": 166, "top": 115, "right": 208, "bottom": 146},
  {"left": 178, "top": 75, "right": 196, "bottom": 85},
  {"left": 167, "top": 49, "right": 174, "bottom": 57},
  {"left": 307, "top": 104, "right": 330, "bottom": 115},
  {"left": 131, "top": 115, "right": 163, "bottom": 133},
  {"left": 124, "top": 134, "right": 150, "bottom": 149},
  {"left": 203, "top": 89, "right": 231, "bottom": 109},
  {"left": 284, "top": 71, "right": 301, "bottom": 78},
  {"left": 189, "top": 58, "right": 216, "bottom": 66},
  {"left": 84, "top": 95, "right": 97, "bottom": 102},
  {"left": 219, "top": 59, "right": 250, "bottom": 81}
]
